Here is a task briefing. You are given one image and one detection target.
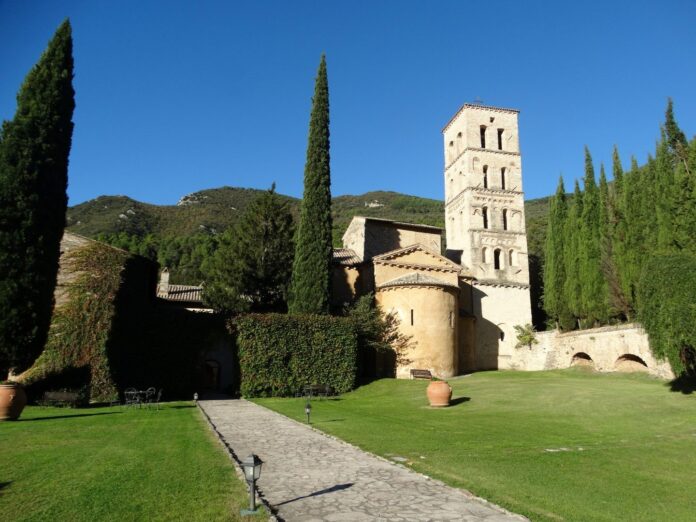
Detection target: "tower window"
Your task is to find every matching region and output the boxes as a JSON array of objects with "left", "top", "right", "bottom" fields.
[
  {"left": 482, "top": 207, "right": 489, "bottom": 229},
  {"left": 502, "top": 209, "right": 508, "bottom": 230},
  {"left": 450, "top": 311, "right": 454, "bottom": 328},
  {"left": 480, "top": 125, "right": 486, "bottom": 148},
  {"left": 449, "top": 141, "right": 454, "bottom": 147},
  {"left": 509, "top": 249, "right": 515, "bottom": 266},
  {"left": 481, "top": 247, "right": 487, "bottom": 263},
  {"left": 410, "top": 309, "right": 414, "bottom": 325},
  {"left": 501, "top": 167, "right": 506, "bottom": 190},
  {"left": 483, "top": 165, "right": 488, "bottom": 188},
  {"left": 494, "top": 249, "right": 501, "bottom": 270},
  {"left": 497, "top": 128, "right": 504, "bottom": 150},
  {"left": 457, "top": 131, "right": 462, "bottom": 138}
]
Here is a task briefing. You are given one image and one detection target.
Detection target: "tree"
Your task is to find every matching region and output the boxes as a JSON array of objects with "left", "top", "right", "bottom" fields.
[
  {"left": 579, "top": 147, "right": 608, "bottom": 325},
  {"left": 514, "top": 324, "right": 539, "bottom": 350},
  {"left": 288, "top": 55, "right": 333, "bottom": 315},
  {"left": 664, "top": 98, "right": 689, "bottom": 174},
  {"left": 563, "top": 180, "right": 583, "bottom": 327},
  {"left": 542, "top": 176, "right": 571, "bottom": 328},
  {"left": 202, "top": 185, "right": 294, "bottom": 314},
  {"left": 0, "top": 20, "right": 75, "bottom": 377}
]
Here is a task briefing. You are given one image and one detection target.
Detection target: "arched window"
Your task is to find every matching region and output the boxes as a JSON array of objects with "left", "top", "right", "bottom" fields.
[
  {"left": 494, "top": 249, "right": 501, "bottom": 270},
  {"left": 508, "top": 249, "right": 514, "bottom": 266},
  {"left": 481, "top": 247, "right": 487, "bottom": 263},
  {"left": 501, "top": 167, "right": 506, "bottom": 190},
  {"left": 497, "top": 128, "right": 504, "bottom": 150},
  {"left": 502, "top": 209, "right": 508, "bottom": 230},
  {"left": 480, "top": 125, "right": 487, "bottom": 148},
  {"left": 483, "top": 165, "right": 488, "bottom": 188},
  {"left": 482, "top": 207, "right": 489, "bottom": 229}
]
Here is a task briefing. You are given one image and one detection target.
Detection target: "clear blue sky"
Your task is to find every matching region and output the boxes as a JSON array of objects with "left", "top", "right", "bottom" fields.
[{"left": 1, "top": 0, "right": 695, "bottom": 206}]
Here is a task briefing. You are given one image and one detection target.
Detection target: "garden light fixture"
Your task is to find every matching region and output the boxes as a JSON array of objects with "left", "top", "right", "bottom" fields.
[
  {"left": 305, "top": 400, "right": 311, "bottom": 424},
  {"left": 240, "top": 453, "right": 263, "bottom": 515},
  {"left": 193, "top": 392, "right": 198, "bottom": 403}
]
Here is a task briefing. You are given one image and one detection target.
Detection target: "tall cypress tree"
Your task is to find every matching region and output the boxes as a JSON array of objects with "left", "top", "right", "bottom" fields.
[
  {"left": 563, "top": 180, "right": 583, "bottom": 328},
  {"left": 578, "top": 147, "right": 607, "bottom": 325},
  {"left": 0, "top": 20, "right": 75, "bottom": 377},
  {"left": 543, "top": 176, "right": 571, "bottom": 329},
  {"left": 288, "top": 55, "right": 333, "bottom": 315},
  {"left": 608, "top": 147, "right": 631, "bottom": 318},
  {"left": 664, "top": 98, "right": 689, "bottom": 174},
  {"left": 597, "top": 164, "right": 616, "bottom": 319}
]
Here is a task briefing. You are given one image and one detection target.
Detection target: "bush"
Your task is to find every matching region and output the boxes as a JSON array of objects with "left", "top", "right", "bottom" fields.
[
  {"left": 232, "top": 314, "right": 357, "bottom": 397},
  {"left": 638, "top": 254, "right": 696, "bottom": 376}
]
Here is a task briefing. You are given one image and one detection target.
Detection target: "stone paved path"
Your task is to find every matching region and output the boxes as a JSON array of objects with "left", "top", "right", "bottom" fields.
[{"left": 199, "top": 399, "right": 527, "bottom": 522}]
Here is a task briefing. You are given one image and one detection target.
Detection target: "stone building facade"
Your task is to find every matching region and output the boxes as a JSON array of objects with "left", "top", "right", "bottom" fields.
[{"left": 332, "top": 102, "right": 669, "bottom": 379}]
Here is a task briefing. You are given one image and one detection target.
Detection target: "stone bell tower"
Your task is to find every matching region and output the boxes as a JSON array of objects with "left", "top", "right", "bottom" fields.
[{"left": 442, "top": 103, "right": 532, "bottom": 370}]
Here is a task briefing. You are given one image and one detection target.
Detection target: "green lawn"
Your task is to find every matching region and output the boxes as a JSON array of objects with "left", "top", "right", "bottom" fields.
[
  {"left": 255, "top": 369, "right": 696, "bottom": 522},
  {"left": 0, "top": 402, "right": 264, "bottom": 521}
]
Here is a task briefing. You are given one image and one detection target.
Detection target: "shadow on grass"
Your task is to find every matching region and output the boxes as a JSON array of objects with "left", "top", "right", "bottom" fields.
[
  {"left": 668, "top": 375, "right": 696, "bottom": 395},
  {"left": 276, "top": 483, "right": 353, "bottom": 506},
  {"left": 317, "top": 418, "right": 346, "bottom": 423},
  {"left": 166, "top": 404, "right": 196, "bottom": 409},
  {"left": 20, "top": 412, "right": 121, "bottom": 422},
  {"left": 0, "top": 481, "right": 10, "bottom": 494},
  {"left": 450, "top": 396, "right": 471, "bottom": 406}
]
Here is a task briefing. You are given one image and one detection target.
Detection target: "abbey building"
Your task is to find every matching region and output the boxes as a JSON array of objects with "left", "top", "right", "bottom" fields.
[{"left": 331, "top": 103, "right": 533, "bottom": 377}]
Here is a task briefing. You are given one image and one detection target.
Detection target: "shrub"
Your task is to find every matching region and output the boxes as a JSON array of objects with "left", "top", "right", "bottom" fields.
[
  {"left": 637, "top": 254, "right": 696, "bottom": 376},
  {"left": 232, "top": 313, "right": 357, "bottom": 397}
]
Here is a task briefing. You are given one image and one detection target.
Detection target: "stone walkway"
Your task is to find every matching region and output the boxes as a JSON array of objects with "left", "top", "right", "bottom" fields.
[{"left": 199, "top": 399, "right": 527, "bottom": 522}]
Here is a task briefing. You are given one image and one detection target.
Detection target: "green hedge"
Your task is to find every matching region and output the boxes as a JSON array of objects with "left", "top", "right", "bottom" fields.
[
  {"left": 232, "top": 314, "right": 357, "bottom": 397},
  {"left": 638, "top": 254, "right": 696, "bottom": 376}
]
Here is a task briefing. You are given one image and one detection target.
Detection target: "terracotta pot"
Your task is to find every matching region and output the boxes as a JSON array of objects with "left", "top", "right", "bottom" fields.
[
  {"left": 426, "top": 380, "right": 452, "bottom": 407},
  {"left": 0, "top": 383, "right": 27, "bottom": 421}
]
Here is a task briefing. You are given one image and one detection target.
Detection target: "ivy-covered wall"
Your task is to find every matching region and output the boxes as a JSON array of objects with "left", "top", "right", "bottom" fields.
[{"left": 20, "top": 233, "right": 226, "bottom": 402}]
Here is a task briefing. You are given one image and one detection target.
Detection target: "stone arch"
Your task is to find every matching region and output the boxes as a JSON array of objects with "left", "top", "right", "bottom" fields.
[
  {"left": 615, "top": 354, "right": 649, "bottom": 373},
  {"left": 571, "top": 352, "right": 594, "bottom": 368}
]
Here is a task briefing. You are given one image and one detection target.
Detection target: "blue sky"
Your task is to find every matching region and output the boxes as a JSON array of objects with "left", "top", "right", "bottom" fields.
[{"left": 1, "top": 1, "right": 695, "bottom": 206}]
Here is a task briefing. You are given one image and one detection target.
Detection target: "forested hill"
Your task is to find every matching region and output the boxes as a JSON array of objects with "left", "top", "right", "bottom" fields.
[{"left": 66, "top": 186, "right": 551, "bottom": 284}]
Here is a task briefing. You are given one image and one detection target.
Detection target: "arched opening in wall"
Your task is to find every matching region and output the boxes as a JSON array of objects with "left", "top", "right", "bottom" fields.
[
  {"left": 493, "top": 248, "right": 501, "bottom": 270},
  {"left": 482, "top": 207, "right": 489, "bottom": 229},
  {"left": 497, "top": 128, "right": 504, "bottom": 150},
  {"left": 203, "top": 359, "right": 221, "bottom": 390},
  {"left": 480, "top": 125, "right": 487, "bottom": 148},
  {"left": 483, "top": 165, "right": 488, "bottom": 188},
  {"left": 571, "top": 352, "right": 594, "bottom": 368},
  {"left": 501, "top": 167, "right": 506, "bottom": 190},
  {"left": 508, "top": 249, "right": 514, "bottom": 266},
  {"left": 615, "top": 354, "right": 649, "bottom": 373},
  {"left": 481, "top": 247, "right": 488, "bottom": 263},
  {"left": 502, "top": 209, "right": 508, "bottom": 230}
]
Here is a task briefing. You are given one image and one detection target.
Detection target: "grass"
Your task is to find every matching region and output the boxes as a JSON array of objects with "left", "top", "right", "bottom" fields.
[
  {"left": 0, "top": 402, "right": 265, "bottom": 521},
  {"left": 255, "top": 369, "right": 696, "bottom": 522}
]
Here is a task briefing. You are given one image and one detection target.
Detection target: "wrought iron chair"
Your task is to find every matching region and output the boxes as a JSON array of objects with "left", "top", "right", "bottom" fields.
[{"left": 124, "top": 388, "right": 139, "bottom": 408}]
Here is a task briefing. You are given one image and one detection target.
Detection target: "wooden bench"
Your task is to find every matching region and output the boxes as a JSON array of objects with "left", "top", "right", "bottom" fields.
[
  {"left": 409, "top": 369, "right": 433, "bottom": 380},
  {"left": 41, "top": 391, "right": 80, "bottom": 407}
]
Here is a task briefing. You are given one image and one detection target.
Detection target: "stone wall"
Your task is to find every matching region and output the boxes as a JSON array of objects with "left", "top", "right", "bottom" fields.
[{"left": 506, "top": 323, "right": 674, "bottom": 380}]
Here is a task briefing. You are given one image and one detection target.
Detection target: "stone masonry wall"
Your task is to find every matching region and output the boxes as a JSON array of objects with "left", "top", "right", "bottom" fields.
[{"left": 507, "top": 323, "right": 674, "bottom": 380}]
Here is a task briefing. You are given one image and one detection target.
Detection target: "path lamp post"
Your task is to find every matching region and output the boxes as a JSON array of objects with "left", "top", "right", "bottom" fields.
[
  {"left": 305, "top": 400, "right": 311, "bottom": 424},
  {"left": 240, "top": 453, "right": 263, "bottom": 515},
  {"left": 193, "top": 392, "right": 198, "bottom": 403}
]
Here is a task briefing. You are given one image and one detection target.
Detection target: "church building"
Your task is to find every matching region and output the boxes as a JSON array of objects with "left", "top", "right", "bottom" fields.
[{"left": 331, "top": 103, "right": 532, "bottom": 377}]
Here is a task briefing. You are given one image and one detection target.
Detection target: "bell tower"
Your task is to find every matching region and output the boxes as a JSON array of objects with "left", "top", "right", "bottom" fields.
[
  {"left": 442, "top": 103, "right": 532, "bottom": 370},
  {"left": 443, "top": 103, "right": 529, "bottom": 286}
]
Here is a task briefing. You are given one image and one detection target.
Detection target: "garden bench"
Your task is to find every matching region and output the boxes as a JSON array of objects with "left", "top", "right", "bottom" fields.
[
  {"left": 410, "top": 369, "right": 433, "bottom": 380},
  {"left": 302, "top": 384, "right": 334, "bottom": 399},
  {"left": 42, "top": 390, "right": 80, "bottom": 407}
]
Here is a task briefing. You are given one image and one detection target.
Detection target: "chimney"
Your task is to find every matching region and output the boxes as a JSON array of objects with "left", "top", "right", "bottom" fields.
[{"left": 158, "top": 267, "right": 170, "bottom": 296}]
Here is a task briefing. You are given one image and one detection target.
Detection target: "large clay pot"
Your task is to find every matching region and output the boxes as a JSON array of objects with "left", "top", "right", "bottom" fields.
[
  {"left": 0, "top": 383, "right": 27, "bottom": 421},
  {"left": 426, "top": 380, "right": 452, "bottom": 407}
]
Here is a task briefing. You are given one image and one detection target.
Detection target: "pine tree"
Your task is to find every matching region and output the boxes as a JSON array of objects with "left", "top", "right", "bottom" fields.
[
  {"left": 578, "top": 147, "right": 607, "bottom": 325},
  {"left": 288, "top": 55, "right": 333, "bottom": 315},
  {"left": 542, "top": 176, "right": 571, "bottom": 329},
  {"left": 0, "top": 20, "right": 75, "bottom": 377},
  {"left": 202, "top": 185, "right": 295, "bottom": 314},
  {"left": 563, "top": 180, "right": 583, "bottom": 328}
]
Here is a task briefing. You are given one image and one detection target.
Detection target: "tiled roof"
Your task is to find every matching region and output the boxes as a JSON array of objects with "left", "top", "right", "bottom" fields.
[
  {"left": 332, "top": 248, "right": 362, "bottom": 266},
  {"left": 157, "top": 284, "right": 203, "bottom": 303},
  {"left": 377, "top": 272, "right": 459, "bottom": 290}
]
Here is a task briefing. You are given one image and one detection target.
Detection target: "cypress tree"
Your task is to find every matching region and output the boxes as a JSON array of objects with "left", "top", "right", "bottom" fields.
[
  {"left": 563, "top": 180, "right": 583, "bottom": 328},
  {"left": 608, "top": 147, "right": 631, "bottom": 318},
  {"left": 288, "top": 55, "right": 333, "bottom": 315},
  {"left": 664, "top": 98, "right": 689, "bottom": 174},
  {"left": 0, "top": 20, "right": 75, "bottom": 377},
  {"left": 542, "top": 176, "right": 571, "bottom": 329},
  {"left": 598, "top": 164, "right": 617, "bottom": 319},
  {"left": 579, "top": 147, "right": 607, "bottom": 325},
  {"left": 619, "top": 157, "right": 645, "bottom": 313},
  {"left": 202, "top": 185, "right": 295, "bottom": 314}
]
